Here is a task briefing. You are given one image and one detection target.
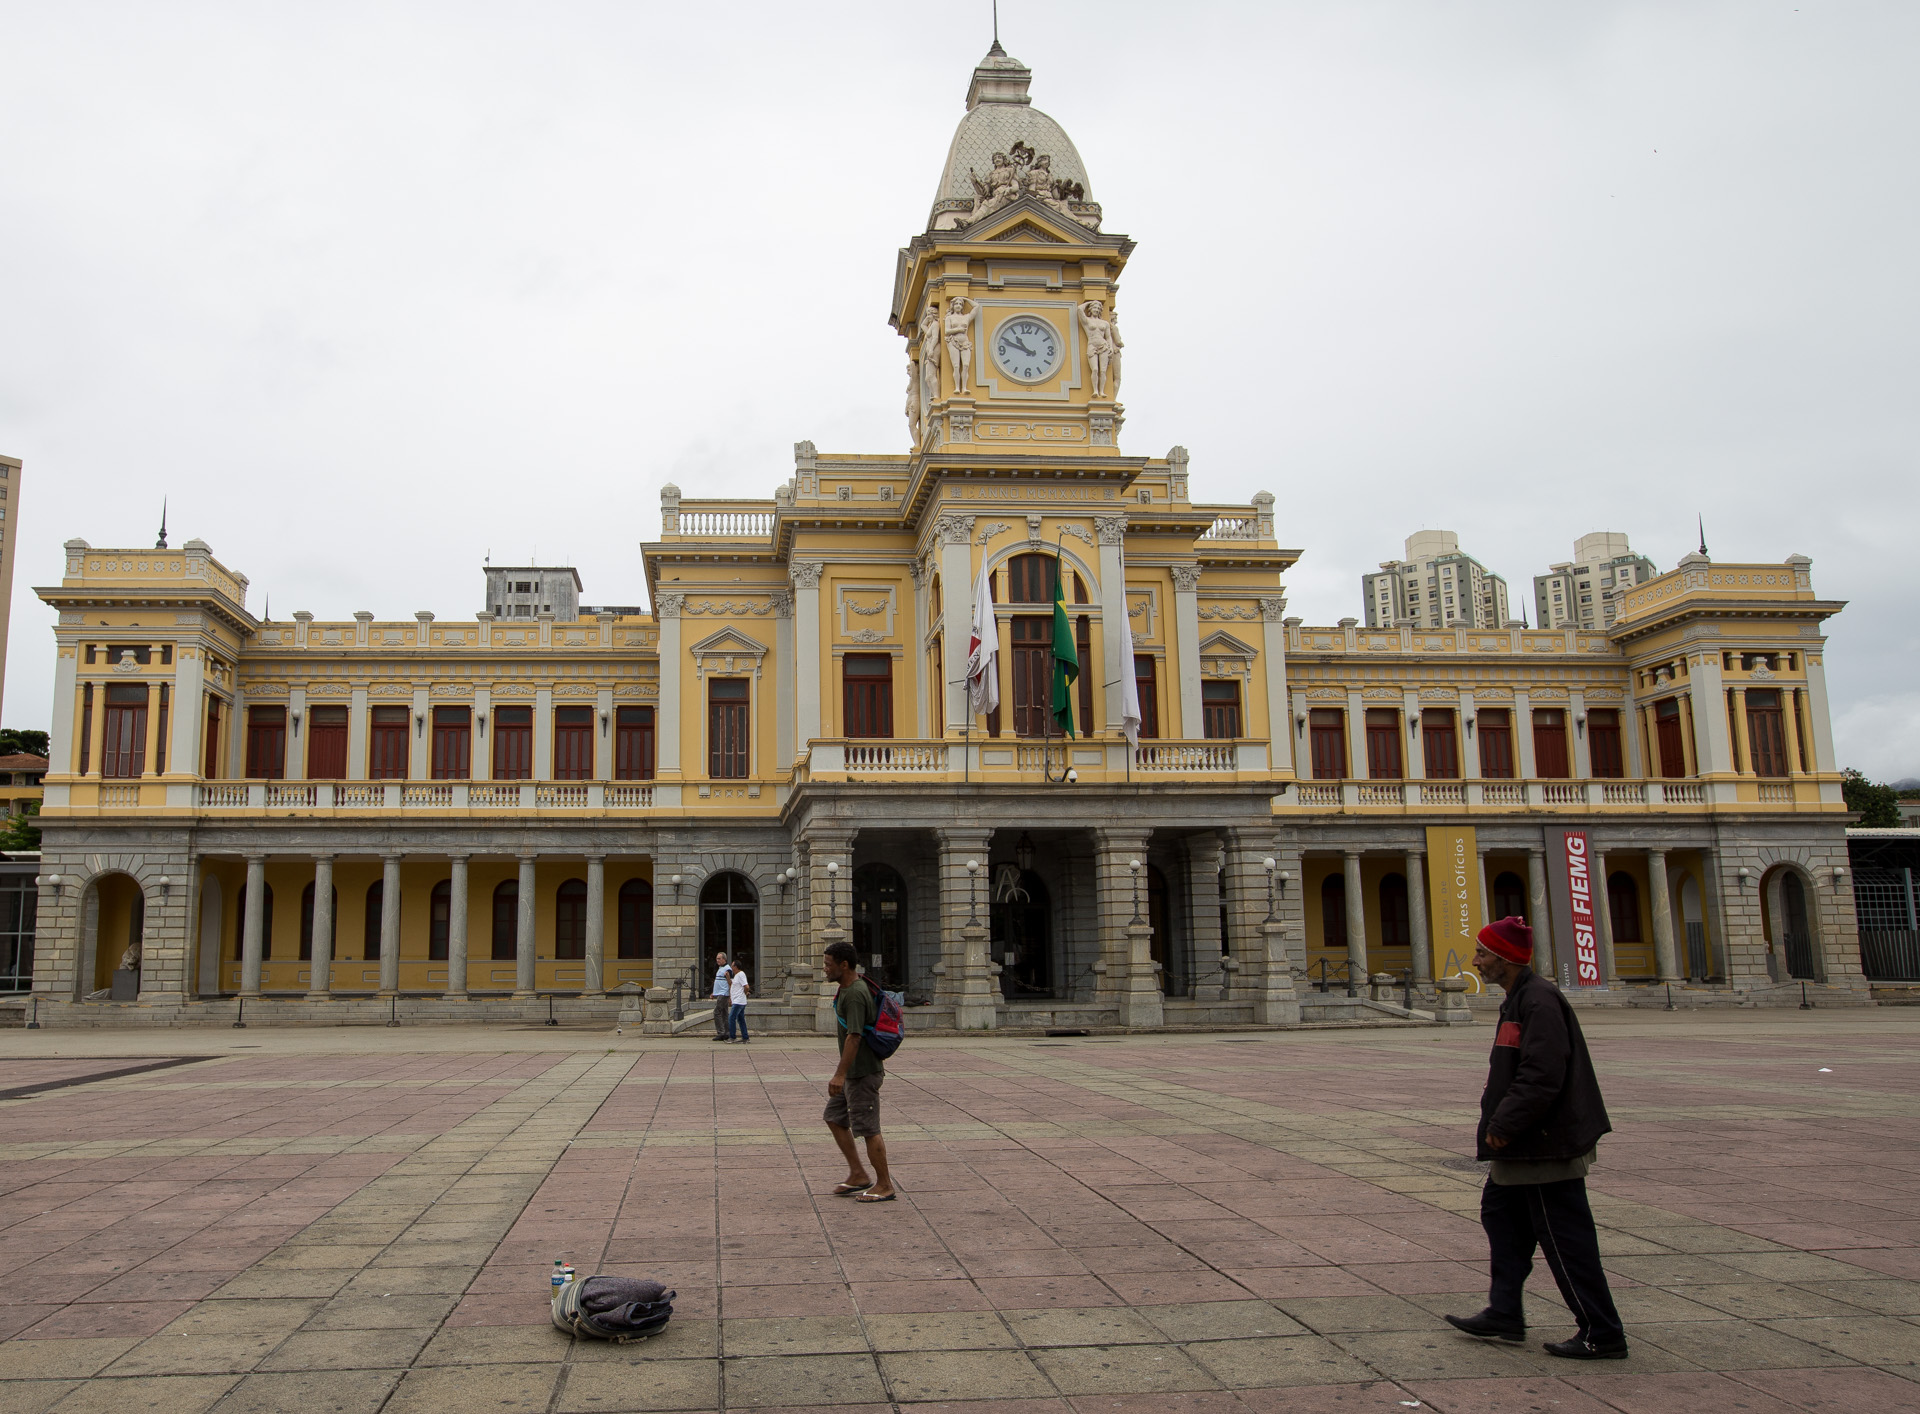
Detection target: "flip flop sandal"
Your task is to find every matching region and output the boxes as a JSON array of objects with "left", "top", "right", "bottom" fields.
[
  {"left": 854, "top": 1191, "right": 897, "bottom": 1203},
  {"left": 831, "top": 1182, "right": 871, "bottom": 1196}
]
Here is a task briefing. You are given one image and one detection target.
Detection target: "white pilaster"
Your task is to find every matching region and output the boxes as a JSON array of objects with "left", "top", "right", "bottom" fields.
[
  {"left": 1260, "top": 597, "right": 1292, "bottom": 772},
  {"left": 1096, "top": 516, "right": 1129, "bottom": 732},
  {"left": 1173, "top": 565, "right": 1202, "bottom": 738},
  {"left": 240, "top": 855, "right": 265, "bottom": 997},
  {"left": 515, "top": 855, "right": 537, "bottom": 997},
  {"left": 306, "top": 856, "right": 333, "bottom": 999},
  {"left": 379, "top": 854, "right": 401, "bottom": 996},
  {"left": 444, "top": 855, "right": 469, "bottom": 998},
  {"left": 584, "top": 855, "right": 606, "bottom": 994}
]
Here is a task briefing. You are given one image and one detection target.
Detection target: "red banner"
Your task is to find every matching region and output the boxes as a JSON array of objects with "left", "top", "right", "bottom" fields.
[{"left": 1563, "top": 830, "right": 1601, "bottom": 985}]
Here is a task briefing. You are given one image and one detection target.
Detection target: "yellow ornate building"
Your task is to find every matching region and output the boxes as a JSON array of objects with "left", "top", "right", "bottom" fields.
[{"left": 31, "top": 44, "right": 1865, "bottom": 1026}]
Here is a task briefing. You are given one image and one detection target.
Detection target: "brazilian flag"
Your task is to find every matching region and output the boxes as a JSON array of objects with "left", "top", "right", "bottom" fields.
[{"left": 1050, "top": 548, "right": 1079, "bottom": 737}]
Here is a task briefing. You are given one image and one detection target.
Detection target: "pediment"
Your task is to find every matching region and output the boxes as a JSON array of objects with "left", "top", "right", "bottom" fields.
[
  {"left": 1197, "top": 630, "right": 1258, "bottom": 658},
  {"left": 964, "top": 198, "right": 1095, "bottom": 246},
  {"left": 688, "top": 626, "right": 769, "bottom": 658}
]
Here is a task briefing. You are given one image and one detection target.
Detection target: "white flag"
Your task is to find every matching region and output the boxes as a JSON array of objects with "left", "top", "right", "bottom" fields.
[
  {"left": 1120, "top": 646, "right": 1142, "bottom": 749},
  {"left": 965, "top": 561, "right": 999, "bottom": 717}
]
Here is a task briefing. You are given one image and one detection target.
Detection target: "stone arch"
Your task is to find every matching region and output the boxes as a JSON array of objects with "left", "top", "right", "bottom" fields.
[
  {"left": 983, "top": 541, "right": 1101, "bottom": 602},
  {"left": 1758, "top": 859, "right": 1825, "bottom": 982},
  {"left": 75, "top": 869, "right": 148, "bottom": 999}
]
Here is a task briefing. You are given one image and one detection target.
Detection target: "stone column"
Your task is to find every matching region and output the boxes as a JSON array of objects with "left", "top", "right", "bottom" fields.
[
  {"left": 806, "top": 830, "right": 855, "bottom": 1032},
  {"left": 791, "top": 563, "right": 826, "bottom": 748},
  {"left": 170, "top": 645, "right": 206, "bottom": 779},
  {"left": 1221, "top": 832, "right": 1270, "bottom": 1002},
  {"left": 347, "top": 685, "right": 369, "bottom": 780},
  {"left": 1730, "top": 686, "right": 1752, "bottom": 775},
  {"left": 935, "top": 827, "right": 995, "bottom": 1027},
  {"left": 1406, "top": 849, "right": 1431, "bottom": 986},
  {"left": 932, "top": 520, "right": 973, "bottom": 731},
  {"left": 1591, "top": 849, "right": 1619, "bottom": 984},
  {"left": 444, "top": 855, "right": 469, "bottom": 998},
  {"left": 1096, "top": 516, "right": 1130, "bottom": 733},
  {"left": 515, "top": 854, "right": 537, "bottom": 997},
  {"left": 1784, "top": 690, "right": 1808, "bottom": 775},
  {"left": 240, "top": 854, "right": 266, "bottom": 998},
  {"left": 1260, "top": 597, "right": 1293, "bottom": 773},
  {"left": 655, "top": 596, "right": 683, "bottom": 779},
  {"left": 584, "top": 854, "right": 606, "bottom": 994},
  {"left": 1527, "top": 847, "right": 1556, "bottom": 979},
  {"left": 1515, "top": 690, "right": 1537, "bottom": 779},
  {"left": 1649, "top": 848, "right": 1679, "bottom": 981},
  {"left": 1096, "top": 828, "right": 1159, "bottom": 1027},
  {"left": 1689, "top": 656, "right": 1734, "bottom": 776},
  {"left": 1477, "top": 844, "right": 1492, "bottom": 930},
  {"left": 378, "top": 854, "right": 401, "bottom": 995},
  {"left": 1184, "top": 834, "right": 1224, "bottom": 996},
  {"left": 305, "top": 855, "right": 334, "bottom": 1000},
  {"left": 1172, "top": 565, "right": 1202, "bottom": 739},
  {"left": 1343, "top": 849, "right": 1367, "bottom": 981},
  {"left": 1802, "top": 651, "right": 1840, "bottom": 774}
]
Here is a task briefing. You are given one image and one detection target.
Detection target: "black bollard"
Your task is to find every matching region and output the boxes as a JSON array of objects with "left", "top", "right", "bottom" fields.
[
  {"left": 233, "top": 997, "right": 247, "bottom": 1029},
  {"left": 545, "top": 996, "right": 558, "bottom": 1027},
  {"left": 1800, "top": 980, "right": 1814, "bottom": 1011},
  {"left": 386, "top": 995, "right": 399, "bottom": 1028},
  {"left": 25, "top": 995, "right": 38, "bottom": 1030},
  {"left": 1664, "top": 982, "right": 1674, "bottom": 1011}
]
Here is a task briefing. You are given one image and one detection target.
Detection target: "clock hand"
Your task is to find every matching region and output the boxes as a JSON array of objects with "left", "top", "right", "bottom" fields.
[{"left": 1011, "top": 337, "right": 1036, "bottom": 356}]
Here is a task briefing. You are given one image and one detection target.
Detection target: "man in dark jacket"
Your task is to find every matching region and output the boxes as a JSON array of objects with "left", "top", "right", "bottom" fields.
[{"left": 1445, "top": 916, "right": 1627, "bottom": 1360}]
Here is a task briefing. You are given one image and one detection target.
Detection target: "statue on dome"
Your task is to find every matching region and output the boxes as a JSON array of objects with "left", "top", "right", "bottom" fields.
[
  {"left": 1024, "top": 153, "right": 1079, "bottom": 219},
  {"left": 1077, "top": 300, "right": 1122, "bottom": 398},
  {"left": 944, "top": 298, "right": 976, "bottom": 397},
  {"left": 963, "top": 151, "right": 1021, "bottom": 226}
]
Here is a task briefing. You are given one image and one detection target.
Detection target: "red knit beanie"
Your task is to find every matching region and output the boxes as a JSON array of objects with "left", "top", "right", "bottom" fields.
[{"left": 1477, "top": 916, "right": 1534, "bottom": 965}]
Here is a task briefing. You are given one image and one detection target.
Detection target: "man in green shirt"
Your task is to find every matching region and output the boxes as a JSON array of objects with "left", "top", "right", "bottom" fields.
[{"left": 822, "top": 940, "right": 893, "bottom": 1202}]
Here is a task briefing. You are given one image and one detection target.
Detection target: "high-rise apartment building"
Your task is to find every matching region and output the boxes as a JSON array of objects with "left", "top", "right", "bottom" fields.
[
  {"left": 1361, "top": 530, "right": 1511, "bottom": 630},
  {"left": 0, "top": 455, "right": 19, "bottom": 721},
  {"left": 1534, "top": 532, "right": 1659, "bottom": 631}
]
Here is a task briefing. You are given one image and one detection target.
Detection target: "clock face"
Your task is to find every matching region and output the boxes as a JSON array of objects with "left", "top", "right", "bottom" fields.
[{"left": 991, "top": 315, "right": 1062, "bottom": 383}]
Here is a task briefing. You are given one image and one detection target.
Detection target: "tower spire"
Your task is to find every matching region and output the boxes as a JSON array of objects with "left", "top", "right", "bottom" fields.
[
  {"left": 1697, "top": 514, "right": 1708, "bottom": 557},
  {"left": 156, "top": 498, "right": 168, "bottom": 550},
  {"left": 991, "top": 0, "right": 1001, "bottom": 51}
]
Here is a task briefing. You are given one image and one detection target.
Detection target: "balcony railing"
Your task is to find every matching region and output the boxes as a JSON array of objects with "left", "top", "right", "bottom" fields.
[
  {"left": 1133, "top": 743, "right": 1238, "bottom": 773},
  {"left": 807, "top": 736, "right": 1270, "bottom": 782},
  {"left": 185, "top": 781, "right": 661, "bottom": 811},
  {"left": 1286, "top": 778, "right": 1733, "bottom": 811},
  {"left": 846, "top": 743, "right": 946, "bottom": 773}
]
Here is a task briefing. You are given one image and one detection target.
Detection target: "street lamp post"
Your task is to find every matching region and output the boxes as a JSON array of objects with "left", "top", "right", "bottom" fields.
[
  {"left": 1128, "top": 858, "right": 1143, "bottom": 926},
  {"left": 826, "top": 860, "right": 840, "bottom": 928},
  {"left": 966, "top": 859, "right": 980, "bottom": 925}
]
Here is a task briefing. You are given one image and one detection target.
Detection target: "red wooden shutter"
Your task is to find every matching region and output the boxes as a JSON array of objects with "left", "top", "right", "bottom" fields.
[
  {"left": 1133, "top": 656, "right": 1159, "bottom": 739},
  {"left": 1422, "top": 711, "right": 1459, "bottom": 779},
  {"left": 245, "top": 705, "right": 286, "bottom": 780},
  {"left": 553, "top": 706, "right": 594, "bottom": 780},
  {"left": 103, "top": 685, "right": 150, "bottom": 779},
  {"left": 1746, "top": 691, "right": 1788, "bottom": 777},
  {"left": 494, "top": 707, "right": 532, "bottom": 779},
  {"left": 1202, "top": 681, "right": 1242, "bottom": 740},
  {"left": 1364, "top": 708, "right": 1402, "bottom": 777},
  {"left": 307, "top": 705, "right": 348, "bottom": 778},
  {"left": 1532, "top": 709, "right": 1569, "bottom": 778},
  {"left": 431, "top": 706, "right": 471, "bottom": 779},
  {"left": 1309, "top": 709, "right": 1347, "bottom": 779},
  {"left": 1011, "top": 617, "right": 1051, "bottom": 737},
  {"left": 708, "top": 679, "right": 749, "bottom": 778},
  {"left": 1587, "top": 709, "right": 1623, "bottom": 779},
  {"left": 369, "top": 706, "right": 409, "bottom": 779},
  {"left": 615, "top": 707, "right": 655, "bottom": 780},
  {"left": 1655, "top": 699, "right": 1686, "bottom": 777},
  {"left": 842, "top": 655, "right": 894, "bottom": 738},
  {"left": 1478, "top": 709, "right": 1514, "bottom": 779}
]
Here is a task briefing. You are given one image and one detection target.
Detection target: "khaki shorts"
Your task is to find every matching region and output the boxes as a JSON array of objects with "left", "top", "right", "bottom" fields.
[{"left": 823, "top": 1072, "right": 884, "bottom": 1138}]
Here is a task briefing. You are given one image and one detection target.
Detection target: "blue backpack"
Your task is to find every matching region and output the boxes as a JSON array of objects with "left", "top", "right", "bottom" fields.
[{"left": 840, "top": 976, "right": 905, "bottom": 1059}]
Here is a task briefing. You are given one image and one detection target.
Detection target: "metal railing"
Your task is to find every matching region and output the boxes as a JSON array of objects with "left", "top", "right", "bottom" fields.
[
  {"left": 1312, "top": 958, "right": 1359, "bottom": 997},
  {"left": 1134, "top": 743, "right": 1237, "bottom": 772}
]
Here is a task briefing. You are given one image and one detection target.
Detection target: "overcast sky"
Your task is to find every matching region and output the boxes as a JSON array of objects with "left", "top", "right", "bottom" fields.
[{"left": 4, "top": 2, "right": 1916, "bottom": 777}]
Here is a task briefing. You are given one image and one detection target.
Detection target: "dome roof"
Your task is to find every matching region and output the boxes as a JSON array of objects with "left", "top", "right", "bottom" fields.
[{"left": 927, "top": 44, "right": 1095, "bottom": 231}]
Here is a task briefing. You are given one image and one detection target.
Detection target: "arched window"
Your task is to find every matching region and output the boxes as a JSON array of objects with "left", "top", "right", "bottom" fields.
[
  {"left": 1007, "top": 553, "right": 1055, "bottom": 603},
  {"left": 617, "top": 879, "right": 654, "bottom": 960},
  {"left": 1492, "top": 871, "right": 1527, "bottom": 923},
  {"left": 235, "top": 882, "right": 274, "bottom": 960},
  {"left": 429, "top": 880, "right": 451, "bottom": 961},
  {"left": 492, "top": 880, "right": 518, "bottom": 961},
  {"left": 363, "top": 879, "right": 385, "bottom": 961},
  {"left": 555, "top": 879, "right": 588, "bottom": 960},
  {"left": 1607, "top": 873, "right": 1642, "bottom": 943},
  {"left": 1321, "top": 872, "right": 1346, "bottom": 950},
  {"left": 300, "top": 882, "right": 338, "bottom": 962},
  {"left": 1379, "top": 873, "right": 1410, "bottom": 948},
  {"left": 1783, "top": 872, "right": 1815, "bottom": 979},
  {"left": 701, "top": 873, "right": 757, "bottom": 981}
]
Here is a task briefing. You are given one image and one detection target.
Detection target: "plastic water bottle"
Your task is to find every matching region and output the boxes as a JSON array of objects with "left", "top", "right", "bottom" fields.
[
  {"left": 551, "top": 1260, "right": 566, "bottom": 1295},
  {"left": 561, "top": 1263, "right": 576, "bottom": 1287}
]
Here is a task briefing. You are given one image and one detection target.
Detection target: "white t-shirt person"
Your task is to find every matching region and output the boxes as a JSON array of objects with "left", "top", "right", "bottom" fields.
[{"left": 729, "top": 969, "right": 751, "bottom": 1007}]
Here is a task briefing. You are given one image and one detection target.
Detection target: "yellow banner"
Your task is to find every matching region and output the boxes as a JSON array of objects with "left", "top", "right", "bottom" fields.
[{"left": 1425, "top": 825, "right": 1484, "bottom": 993}]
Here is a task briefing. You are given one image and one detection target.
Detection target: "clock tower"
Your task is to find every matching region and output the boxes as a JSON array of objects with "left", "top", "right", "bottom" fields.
[{"left": 891, "top": 43, "right": 1134, "bottom": 457}]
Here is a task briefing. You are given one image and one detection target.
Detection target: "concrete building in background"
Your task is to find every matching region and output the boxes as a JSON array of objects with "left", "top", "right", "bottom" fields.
[
  {"left": 1362, "top": 530, "right": 1511, "bottom": 630},
  {"left": 483, "top": 566, "right": 581, "bottom": 622},
  {"left": 0, "top": 455, "right": 19, "bottom": 721},
  {"left": 1535, "top": 533, "right": 1660, "bottom": 632}
]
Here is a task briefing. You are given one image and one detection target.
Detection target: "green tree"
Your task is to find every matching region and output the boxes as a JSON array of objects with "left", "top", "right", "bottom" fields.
[
  {"left": 0, "top": 800, "right": 39, "bottom": 852},
  {"left": 0, "top": 728, "right": 49, "bottom": 759},
  {"left": 1842, "top": 768, "right": 1902, "bottom": 828}
]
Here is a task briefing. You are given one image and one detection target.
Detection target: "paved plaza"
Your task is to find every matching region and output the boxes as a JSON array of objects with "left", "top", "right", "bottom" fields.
[{"left": 2, "top": 1012, "right": 1918, "bottom": 1413}]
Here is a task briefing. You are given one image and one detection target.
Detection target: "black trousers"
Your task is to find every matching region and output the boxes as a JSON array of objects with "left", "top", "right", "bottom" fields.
[
  {"left": 713, "top": 996, "right": 730, "bottom": 1037},
  {"left": 1481, "top": 1177, "right": 1623, "bottom": 1342}
]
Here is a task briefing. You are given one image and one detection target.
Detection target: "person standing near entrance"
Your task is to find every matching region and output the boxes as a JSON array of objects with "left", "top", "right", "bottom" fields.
[
  {"left": 727, "top": 962, "right": 751, "bottom": 1044},
  {"left": 1446, "top": 916, "right": 1626, "bottom": 1359},
  {"left": 710, "top": 952, "right": 733, "bottom": 1042},
  {"left": 821, "top": 940, "right": 893, "bottom": 1202}
]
